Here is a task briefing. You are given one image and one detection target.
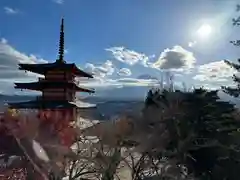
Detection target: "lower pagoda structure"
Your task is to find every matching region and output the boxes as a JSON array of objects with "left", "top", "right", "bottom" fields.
[
  {"left": 9, "top": 18, "right": 95, "bottom": 121},
  {"left": 0, "top": 18, "right": 96, "bottom": 180}
]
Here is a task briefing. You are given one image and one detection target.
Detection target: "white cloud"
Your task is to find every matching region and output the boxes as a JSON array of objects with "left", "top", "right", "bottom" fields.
[
  {"left": 0, "top": 38, "right": 47, "bottom": 66},
  {"left": 80, "top": 77, "right": 159, "bottom": 89},
  {"left": 137, "top": 74, "right": 158, "bottom": 80},
  {"left": 106, "top": 47, "right": 150, "bottom": 66},
  {"left": 0, "top": 81, "right": 17, "bottom": 94},
  {"left": 0, "top": 40, "right": 200, "bottom": 94},
  {"left": 116, "top": 78, "right": 159, "bottom": 86},
  {"left": 117, "top": 68, "right": 132, "bottom": 76},
  {"left": 82, "top": 60, "right": 157, "bottom": 88},
  {"left": 1, "top": 38, "right": 7, "bottom": 44},
  {"left": 188, "top": 41, "right": 197, "bottom": 47},
  {"left": 152, "top": 45, "right": 196, "bottom": 70},
  {"left": 4, "top": 7, "right": 19, "bottom": 15},
  {"left": 52, "top": 0, "right": 64, "bottom": 4},
  {"left": 0, "top": 38, "right": 48, "bottom": 93},
  {"left": 84, "top": 60, "right": 115, "bottom": 78},
  {"left": 80, "top": 61, "right": 159, "bottom": 88},
  {"left": 193, "top": 60, "right": 237, "bottom": 89},
  {"left": 64, "top": 49, "right": 68, "bottom": 54}
]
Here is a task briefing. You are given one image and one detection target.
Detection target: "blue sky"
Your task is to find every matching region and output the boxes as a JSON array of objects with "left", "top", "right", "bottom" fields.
[{"left": 0, "top": 0, "right": 240, "bottom": 96}]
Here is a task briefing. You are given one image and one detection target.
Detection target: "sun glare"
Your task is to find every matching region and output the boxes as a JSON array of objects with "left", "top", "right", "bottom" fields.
[{"left": 197, "top": 24, "right": 212, "bottom": 38}]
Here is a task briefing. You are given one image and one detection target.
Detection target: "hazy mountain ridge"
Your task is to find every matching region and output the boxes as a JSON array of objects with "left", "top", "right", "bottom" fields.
[
  {"left": 0, "top": 94, "right": 144, "bottom": 120},
  {"left": 0, "top": 90, "right": 240, "bottom": 119}
]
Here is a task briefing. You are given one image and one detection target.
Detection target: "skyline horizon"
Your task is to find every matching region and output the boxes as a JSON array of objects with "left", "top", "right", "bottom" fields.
[{"left": 0, "top": 0, "right": 239, "bottom": 96}]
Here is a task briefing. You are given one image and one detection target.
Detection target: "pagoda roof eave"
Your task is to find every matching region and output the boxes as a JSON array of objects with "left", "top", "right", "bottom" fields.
[
  {"left": 19, "top": 63, "right": 94, "bottom": 78},
  {"left": 72, "top": 64, "right": 94, "bottom": 78},
  {"left": 8, "top": 100, "right": 97, "bottom": 109},
  {"left": 14, "top": 82, "right": 95, "bottom": 93}
]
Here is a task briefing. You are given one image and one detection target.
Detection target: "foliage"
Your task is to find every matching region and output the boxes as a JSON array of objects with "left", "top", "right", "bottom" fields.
[
  {"left": 142, "top": 88, "right": 240, "bottom": 180},
  {"left": 1, "top": 88, "right": 240, "bottom": 180},
  {"left": 221, "top": 59, "right": 240, "bottom": 97},
  {"left": 0, "top": 109, "right": 79, "bottom": 180},
  {"left": 52, "top": 87, "right": 240, "bottom": 180},
  {"left": 222, "top": 4, "right": 240, "bottom": 97},
  {"left": 229, "top": 4, "right": 240, "bottom": 45},
  {"left": 66, "top": 135, "right": 122, "bottom": 180}
]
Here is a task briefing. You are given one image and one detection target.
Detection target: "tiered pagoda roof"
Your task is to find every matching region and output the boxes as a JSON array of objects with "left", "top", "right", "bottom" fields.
[
  {"left": 9, "top": 99, "right": 96, "bottom": 109},
  {"left": 18, "top": 63, "right": 93, "bottom": 78},
  {"left": 8, "top": 18, "right": 96, "bottom": 109},
  {"left": 9, "top": 98, "right": 96, "bottom": 110},
  {"left": 14, "top": 81, "right": 94, "bottom": 93}
]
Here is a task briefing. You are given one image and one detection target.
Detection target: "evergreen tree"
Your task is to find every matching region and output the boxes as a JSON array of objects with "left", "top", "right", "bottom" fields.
[
  {"left": 143, "top": 88, "right": 240, "bottom": 180},
  {"left": 222, "top": 4, "right": 240, "bottom": 97},
  {"left": 222, "top": 59, "right": 240, "bottom": 97}
]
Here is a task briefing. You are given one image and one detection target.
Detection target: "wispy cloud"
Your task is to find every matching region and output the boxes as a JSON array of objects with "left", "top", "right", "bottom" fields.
[
  {"left": 188, "top": 41, "right": 197, "bottom": 47},
  {"left": 80, "top": 46, "right": 198, "bottom": 89},
  {"left": 1, "top": 38, "right": 7, "bottom": 44},
  {"left": 84, "top": 60, "right": 115, "bottom": 78},
  {"left": 4, "top": 7, "right": 20, "bottom": 15},
  {"left": 52, "top": 0, "right": 64, "bottom": 5},
  {"left": 0, "top": 39, "right": 223, "bottom": 93},
  {"left": 137, "top": 74, "right": 158, "bottom": 80},
  {"left": 64, "top": 49, "right": 69, "bottom": 54},
  {"left": 80, "top": 59, "right": 159, "bottom": 88},
  {"left": 0, "top": 38, "right": 50, "bottom": 94},
  {"left": 0, "top": 38, "right": 47, "bottom": 83},
  {"left": 106, "top": 46, "right": 196, "bottom": 74},
  {"left": 106, "top": 47, "right": 150, "bottom": 67},
  {"left": 117, "top": 68, "right": 132, "bottom": 76},
  {"left": 80, "top": 77, "right": 159, "bottom": 88},
  {"left": 193, "top": 60, "right": 236, "bottom": 83},
  {"left": 116, "top": 78, "right": 159, "bottom": 86}
]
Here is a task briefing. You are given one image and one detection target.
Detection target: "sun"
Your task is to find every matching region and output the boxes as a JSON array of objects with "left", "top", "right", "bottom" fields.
[{"left": 197, "top": 24, "right": 212, "bottom": 38}]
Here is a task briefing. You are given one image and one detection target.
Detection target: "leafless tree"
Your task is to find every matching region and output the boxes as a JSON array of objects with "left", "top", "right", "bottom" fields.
[{"left": 65, "top": 120, "right": 123, "bottom": 180}]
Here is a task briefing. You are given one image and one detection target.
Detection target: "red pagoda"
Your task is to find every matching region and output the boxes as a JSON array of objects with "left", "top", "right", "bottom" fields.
[
  {"left": 0, "top": 18, "right": 96, "bottom": 180},
  {"left": 8, "top": 18, "right": 95, "bottom": 122}
]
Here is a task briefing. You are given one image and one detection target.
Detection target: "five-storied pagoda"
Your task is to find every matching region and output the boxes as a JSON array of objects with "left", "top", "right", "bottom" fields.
[
  {"left": 9, "top": 18, "right": 95, "bottom": 121},
  {"left": 0, "top": 18, "right": 95, "bottom": 180}
]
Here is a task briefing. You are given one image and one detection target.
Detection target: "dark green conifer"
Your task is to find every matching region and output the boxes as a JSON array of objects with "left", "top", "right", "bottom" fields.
[
  {"left": 144, "top": 88, "right": 240, "bottom": 180},
  {"left": 222, "top": 5, "right": 240, "bottom": 97}
]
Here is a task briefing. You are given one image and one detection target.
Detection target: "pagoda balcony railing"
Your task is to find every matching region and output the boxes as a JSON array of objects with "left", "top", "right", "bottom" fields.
[
  {"left": 37, "top": 78, "right": 94, "bottom": 90},
  {"left": 40, "top": 78, "right": 86, "bottom": 86},
  {"left": 39, "top": 77, "right": 76, "bottom": 83}
]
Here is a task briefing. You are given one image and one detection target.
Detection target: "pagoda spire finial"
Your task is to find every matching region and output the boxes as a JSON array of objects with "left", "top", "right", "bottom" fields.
[{"left": 57, "top": 17, "right": 65, "bottom": 63}]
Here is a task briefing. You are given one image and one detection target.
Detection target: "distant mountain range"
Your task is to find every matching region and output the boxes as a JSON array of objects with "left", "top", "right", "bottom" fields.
[
  {"left": 93, "top": 86, "right": 151, "bottom": 101},
  {"left": 0, "top": 94, "right": 35, "bottom": 106},
  {"left": 1, "top": 87, "right": 240, "bottom": 120},
  {"left": 0, "top": 93, "right": 145, "bottom": 120}
]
